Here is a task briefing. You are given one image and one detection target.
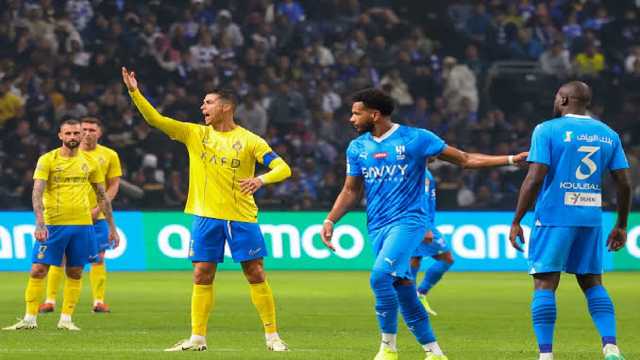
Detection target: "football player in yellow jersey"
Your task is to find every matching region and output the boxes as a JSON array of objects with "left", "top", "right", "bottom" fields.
[
  {"left": 122, "top": 67, "right": 292, "bottom": 352},
  {"left": 39, "top": 117, "right": 122, "bottom": 314},
  {"left": 3, "top": 119, "right": 119, "bottom": 331}
]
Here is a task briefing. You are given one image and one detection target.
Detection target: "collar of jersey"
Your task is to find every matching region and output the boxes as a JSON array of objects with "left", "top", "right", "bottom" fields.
[
  {"left": 564, "top": 113, "right": 591, "bottom": 119},
  {"left": 372, "top": 123, "right": 399, "bottom": 143}
]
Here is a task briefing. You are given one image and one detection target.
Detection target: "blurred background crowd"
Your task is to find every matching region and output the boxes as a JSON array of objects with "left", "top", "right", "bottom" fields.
[{"left": 1, "top": 0, "right": 639, "bottom": 211}]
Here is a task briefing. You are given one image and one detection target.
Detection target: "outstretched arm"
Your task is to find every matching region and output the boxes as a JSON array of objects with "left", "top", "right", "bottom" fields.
[
  {"left": 438, "top": 146, "right": 528, "bottom": 169},
  {"left": 32, "top": 179, "right": 47, "bottom": 242},
  {"left": 509, "top": 163, "right": 548, "bottom": 251},
  {"left": 607, "top": 169, "right": 631, "bottom": 251},
  {"left": 321, "top": 176, "right": 364, "bottom": 251},
  {"left": 122, "top": 67, "right": 191, "bottom": 142}
]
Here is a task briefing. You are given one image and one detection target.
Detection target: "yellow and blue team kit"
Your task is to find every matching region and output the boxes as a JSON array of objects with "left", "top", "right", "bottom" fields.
[
  {"left": 130, "top": 89, "right": 291, "bottom": 263},
  {"left": 32, "top": 149, "right": 104, "bottom": 267}
]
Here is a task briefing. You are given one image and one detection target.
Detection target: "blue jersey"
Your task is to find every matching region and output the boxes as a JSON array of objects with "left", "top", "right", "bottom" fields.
[
  {"left": 346, "top": 124, "right": 446, "bottom": 231},
  {"left": 527, "top": 114, "right": 628, "bottom": 227},
  {"left": 424, "top": 169, "right": 443, "bottom": 240}
]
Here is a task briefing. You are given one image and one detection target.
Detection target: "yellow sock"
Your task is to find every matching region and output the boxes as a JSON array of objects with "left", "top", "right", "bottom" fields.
[
  {"left": 25, "top": 277, "right": 45, "bottom": 316},
  {"left": 191, "top": 284, "right": 214, "bottom": 336},
  {"left": 249, "top": 281, "right": 277, "bottom": 334},
  {"left": 45, "top": 265, "right": 64, "bottom": 303},
  {"left": 61, "top": 278, "right": 82, "bottom": 316},
  {"left": 90, "top": 263, "right": 107, "bottom": 304}
]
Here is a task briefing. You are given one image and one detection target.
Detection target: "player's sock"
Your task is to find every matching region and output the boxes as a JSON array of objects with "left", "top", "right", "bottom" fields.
[
  {"left": 531, "top": 289, "right": 556, "bottom": 355},
  {"left": 90, "top": 263, "right": 107, "bottom": 305},
  {"left": 249, "top": 281, "right": 278, "bottom": 334},
  {"left": 380, "top": 333, "right": 397, "bottom": 351},
  {"left": 61, "top": 278, "right": 82, "bottom": 317},
  {"left": 584, "top": 285, "right": 617, "bottom": 347},
  {"left": 45, "top": 265, "right": 64, "bottom": 304},
  {"left": 370, "top": 271, "right": 399, "bottom": 335},
  {"left": 417, "top": 260, "right": 452, "bottom": 295},
  {"left": 395, "top": 282, "right": 436, "bottom": 345},
  {"left": 191, "top": 284, "right": 214, "bottom": 337},
  {"left": 25, "top": 276, "right": 45, "bottom": 317}
]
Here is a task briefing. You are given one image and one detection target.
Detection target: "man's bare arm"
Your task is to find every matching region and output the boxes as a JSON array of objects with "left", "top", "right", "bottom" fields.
[{"left": 32, "top": 179, "right": 48, "bottom": 241}]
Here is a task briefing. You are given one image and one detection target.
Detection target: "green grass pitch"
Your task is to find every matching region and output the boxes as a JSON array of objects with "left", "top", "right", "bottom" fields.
[{"left": 0, "top": 271, "right": 638, "bottom": 359}]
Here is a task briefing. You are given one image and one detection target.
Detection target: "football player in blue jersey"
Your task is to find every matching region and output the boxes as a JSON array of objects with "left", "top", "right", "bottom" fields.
[
  {"left": 321, "top": 88, "right": 527, "bottom": 360},
  {"left": 410, "top": 167, "right": 453, "bottom": 316},
  {"left": 509, "top": 81, "right": 631, "bottom": 360}
]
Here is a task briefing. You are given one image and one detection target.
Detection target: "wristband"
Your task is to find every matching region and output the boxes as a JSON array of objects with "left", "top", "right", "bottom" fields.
[
  {"left": 507, "top": 155, "right": 514, "bottom": 165},
  {"left": 323, "top": 219, "right": 335, "bottom": 226}
]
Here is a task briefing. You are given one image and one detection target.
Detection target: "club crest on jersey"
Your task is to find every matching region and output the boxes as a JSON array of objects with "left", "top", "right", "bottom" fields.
[
  {"left": 232, "top": 140, "right": 243, "bottom": 152},
  {"left": 564, "top": 131, "right": 572, "bottom": 142},
  {"left": 395, "top": 145, "right": 406, "bottom": 160},
  {"left": 373, "top": 152, "right": 388, "bottom": 159},
  {"left": 358, "top": 152, "right": 368, "bottom": 160}
]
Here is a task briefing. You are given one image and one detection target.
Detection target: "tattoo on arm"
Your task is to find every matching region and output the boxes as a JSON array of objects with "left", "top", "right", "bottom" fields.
[
  {"left": 32, "top": 179, "right": 46, "bottom": 228},
  {"left": 93, "top": 183, "right": 114, "bottom": 226}
]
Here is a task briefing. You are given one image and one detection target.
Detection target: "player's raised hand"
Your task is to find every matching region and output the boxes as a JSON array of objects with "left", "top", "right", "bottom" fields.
[
  {"left": 239, "top": 177, "right": 264, "bottom": 195},
  {"left": 509, "top": 222, "right": 525, "bottom": 252},
  {"left": 121, "top": 66, "right": 138, "bottom": 92},
  {"left": 320, "top": 220, "right": 336, "bottom": 251},
  {"left": 606, "top": 227, "right": 626, "bottom": 251},
  {"left": 34, "top": 224, "right": 48, "bottom": 242},
  {"left": 109, "top": 227, "right": 121, "bottom": 249}
]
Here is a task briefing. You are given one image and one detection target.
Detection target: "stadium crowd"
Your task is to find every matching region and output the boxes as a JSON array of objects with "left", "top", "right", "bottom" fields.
[{"left": 0, "top": 0, "right": 639, "bottom": 210}]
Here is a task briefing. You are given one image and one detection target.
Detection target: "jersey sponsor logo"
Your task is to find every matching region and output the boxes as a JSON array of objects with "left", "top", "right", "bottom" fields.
[
  {"left": 361, "top": 164, "right": 409, "bottom": 179},
  {"left": 577, "top": 134, "right": 613, "bottom": 145},
  {"left": 559, "top": 181, "right": 601, "bottom": 191},
  {"left": 564, "top": 131, "right": 573, "bottom": 142},
  {"left": 373, "top": 152, "right": 388, "bottom": 159},
  {"left": 200, "top": 152, "right": 241, "bottom": 168},
  {"left": 564, "top": 192, "right": 602, "bottom": 207}
]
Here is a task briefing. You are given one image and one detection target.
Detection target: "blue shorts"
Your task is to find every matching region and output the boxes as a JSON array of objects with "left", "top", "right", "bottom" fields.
[
  {"left": 32, "top": 225, "right": 95, "bottom": 267},
  {"left": 528, "top": 226, "right": 603, "bottom": 275},
  {"left": 412, "top": 234, "right": 449, "bottom": 258},
  {"left": 93, "top": 219, "right": 110, "bottom": 253},
  {"left": 190, "top": 216, "right": 267, "bottom": 263},
  {"left": 370, "top": 221, "right": 427, "bottom": 280}
]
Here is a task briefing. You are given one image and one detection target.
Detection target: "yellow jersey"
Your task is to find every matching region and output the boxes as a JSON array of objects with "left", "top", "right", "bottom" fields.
[
  {"left": 83, "top": 144, "right": 122, "bottom": 220},
  {"left": 0, "top": 92, "right": 23, "bottom": 127},
  {"left": 33, "top": 148, "right": 104, "bottom": 225},
  {"left": 130, "top": 90, "right": 282, "bottom": 222}
]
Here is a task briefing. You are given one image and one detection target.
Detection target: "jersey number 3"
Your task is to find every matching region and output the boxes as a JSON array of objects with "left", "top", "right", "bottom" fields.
[{"left": 576, "top": 146, "right": 600, "bottom": 180}]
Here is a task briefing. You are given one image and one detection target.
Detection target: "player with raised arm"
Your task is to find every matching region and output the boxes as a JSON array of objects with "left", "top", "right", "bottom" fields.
[
  {"left": 39, "top": 117, "right": 122, "bottom": 314},
  {"left": 3, "top": 119, "right": 119, "bottom": 331},
  {"left": 122, "top": 67, "right": 291, "bottom": 352},
  {"left": 410, "top": 167, "right": 453, "bottom": 316},
  {"left": 321, "top": 88, "right": 527, "bottom": 360},
  {"left": 509, "top": 81, "right": 630, "bottom": 360}
]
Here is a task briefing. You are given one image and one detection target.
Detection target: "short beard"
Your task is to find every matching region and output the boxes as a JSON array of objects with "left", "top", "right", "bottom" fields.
[
  {"left": 358, "top": 121, "right": 375, "bottom": 134},
  {"left": 64, "top": 140, "right": 79, "bottom": 149}
]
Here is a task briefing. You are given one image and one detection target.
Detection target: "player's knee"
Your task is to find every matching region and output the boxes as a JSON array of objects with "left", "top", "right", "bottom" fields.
[
  {"left": 370, "top": 270, "right": 394, "bottom": 290},
  {"left": 65, "top": 267, "right": 83, "bottom": 280},
  {"left": 242, "top": 261, "right": 266, "bottom": 283},
  {"left": 30, "top": 264, "right": 49, "bottom": 279},
  {"left": 576, "top": 274, "right": 602, "bottom": 292},
  {"left": 193, "top": 263, "right": 216, "bottom": 284}
]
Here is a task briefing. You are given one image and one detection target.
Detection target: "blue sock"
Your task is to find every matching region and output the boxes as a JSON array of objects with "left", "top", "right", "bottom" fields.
[
  {"left": 370, "top": 271, "right": 398, "bottom": 335},
  {"left": 531, "top": 289, "right": 556, "bottom": 354},
  {"left": 395, "top": 283, "right": 436, "bottom": 344},
  {"left": 585, "top": 285, "right": 617, "bottom": 347},
  {"left": 417, "top": 260, "right": 452, "bottom": 295}
]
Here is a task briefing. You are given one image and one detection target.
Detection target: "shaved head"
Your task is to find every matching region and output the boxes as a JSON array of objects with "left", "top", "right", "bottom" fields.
[{"left": 553, "top": 81, "right": 592, "bottom": 117}]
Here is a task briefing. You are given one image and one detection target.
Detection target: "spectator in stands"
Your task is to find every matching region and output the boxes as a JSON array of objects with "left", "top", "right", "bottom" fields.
[
  {"left": 442, "top": 56, "right": 478, "bottom": 114},
  {"left": 540, "top": 40, "right": 572, "bottom": 80},
  {"left": 0, "top": 77, "right": 24, "bottom": 133},
  {"left": 236, "top": 92, "right": 268, "bottom": 137},
  {"left": 573, "top": 42, "right": 605, "bottom": 79}
]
